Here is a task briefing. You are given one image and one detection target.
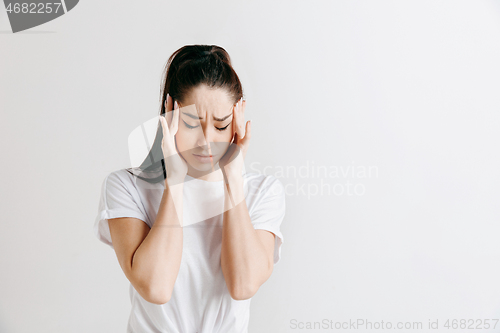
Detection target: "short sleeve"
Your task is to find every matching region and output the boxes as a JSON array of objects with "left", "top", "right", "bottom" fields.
[
  {"left": 250, "top": 176, "right": 286, "bottom": 265},
  {"left": 93, "top": 171, "right": 149, "bottom": 249}
]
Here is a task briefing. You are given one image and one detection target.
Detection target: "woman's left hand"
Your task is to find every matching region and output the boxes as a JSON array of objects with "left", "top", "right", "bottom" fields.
[{"left": 219, "top": 97, "right": 251, "bottom": 181}]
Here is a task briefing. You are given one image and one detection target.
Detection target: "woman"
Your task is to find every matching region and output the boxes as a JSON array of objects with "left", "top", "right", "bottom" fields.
[{"left": 94, "top": 45, "right": 285, "bottom": 333}]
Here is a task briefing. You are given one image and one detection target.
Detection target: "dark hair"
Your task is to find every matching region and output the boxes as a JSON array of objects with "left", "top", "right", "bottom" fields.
[{"left": 125, "top": 45, "right": 244, "bottom": 184}]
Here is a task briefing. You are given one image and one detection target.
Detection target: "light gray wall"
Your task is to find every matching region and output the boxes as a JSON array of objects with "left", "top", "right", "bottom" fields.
[{"left": 1, "top": 0, "right": 500, "bottom": 332}]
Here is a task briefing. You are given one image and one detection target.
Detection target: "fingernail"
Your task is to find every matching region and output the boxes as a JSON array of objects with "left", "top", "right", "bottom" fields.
[{"left": 174, "top": 101, "right": 178, "bottom": 109}]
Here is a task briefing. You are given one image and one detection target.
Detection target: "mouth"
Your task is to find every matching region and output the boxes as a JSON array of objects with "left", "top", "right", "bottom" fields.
[{"left": 193, "top": 153, "right": 214, "bottom": 163}]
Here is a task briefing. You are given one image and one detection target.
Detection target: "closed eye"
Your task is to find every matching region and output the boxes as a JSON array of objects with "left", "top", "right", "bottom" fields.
[
  {"left": 183, "top": 120, "right": 199, "bottom": 129},
  {"left": 183, "top": 120, "right": 231, "bottom": 132},
  {"left": 216, "top": 122, "right": 231, "bottom": 131}
]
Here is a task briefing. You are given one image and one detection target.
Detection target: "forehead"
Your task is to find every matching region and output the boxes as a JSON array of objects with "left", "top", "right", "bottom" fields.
[{"left": 182, "top": 84, "right": 233, "bottom": 118}]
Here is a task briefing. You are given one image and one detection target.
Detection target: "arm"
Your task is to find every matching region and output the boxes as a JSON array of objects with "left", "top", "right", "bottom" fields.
[
  {"left": 220, "top": 173, "right": 275, "bottom": 300},
  {"left": 109, "top": 94, "right": 186, "bottom": 305},
  {"left": 109, "top": 180, "right": 184, "bottom": 305}
]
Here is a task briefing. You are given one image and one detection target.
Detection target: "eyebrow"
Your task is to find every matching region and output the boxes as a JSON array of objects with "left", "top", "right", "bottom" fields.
[{"left": 181, "top": 111, "right": 233, "bottom": 122}]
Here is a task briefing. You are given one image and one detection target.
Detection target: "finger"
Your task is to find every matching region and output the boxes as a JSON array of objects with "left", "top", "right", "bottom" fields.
[
  {"left": 160, "top": 114, "right": 171, "bottom": 138},
  {"left": 241, "top": 98, "right": 246, "bottom": 115},
  {"left": 164, "top": 93, "right": 171, "bottom": 111},
  {"left": 230, "top": 104, "right": 237, "bottom": 144},
  {"left": 244, "top": 119, "right": 251, "bottom": 142},
  {"left": 164, "top": 93, "right": 173, "bottom": 126},
  {"left": 171, "top": 101, "right": 180, "bottom": 134},
  {"left": 239, "top": 120, "right": 252, "bottom": 159},
  {"left": 241, "top": 120, "right": 252, "bottom": 151},
  {"left": 239, "top": 99, "right": 247, "bottom": 140},
  {"left": 233, "top": 100, "right": 242, "bottom": 143},
  {"left": 236, "top": 98, "right": 246, "bottom": 140}
]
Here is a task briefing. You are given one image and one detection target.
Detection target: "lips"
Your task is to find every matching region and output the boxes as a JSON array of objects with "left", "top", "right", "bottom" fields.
[{"left": 192, "top": 153, "right": 214, "bottom": 164}]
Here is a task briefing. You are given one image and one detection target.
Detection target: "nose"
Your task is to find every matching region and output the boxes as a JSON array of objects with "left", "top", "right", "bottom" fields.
[{"left": 195, "top": 123, "right": 211, "bottom": 148}]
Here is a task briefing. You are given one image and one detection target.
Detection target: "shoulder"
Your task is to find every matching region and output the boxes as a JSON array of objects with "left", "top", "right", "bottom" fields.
[
  {"left": 102, "top": 168, "right": 138, "bottom": 191},
  {"left": 103, "top": 168, "right": 129, "bottom": 183}
]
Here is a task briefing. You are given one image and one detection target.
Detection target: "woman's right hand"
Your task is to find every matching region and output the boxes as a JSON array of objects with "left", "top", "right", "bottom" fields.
[{"left": 159, "top": 94, "right": 188, "bottom": 185}]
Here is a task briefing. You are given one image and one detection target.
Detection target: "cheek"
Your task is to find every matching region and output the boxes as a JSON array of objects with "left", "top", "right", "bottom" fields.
[
  {"left": 219, "top": 129, "right": 233, "bottom": 142},
  {"left": 175, "top": 127, "right": 232, "bottom": 152},
  {"left": 175, "top": 130, "right": 195, "bottom": 151},
  {"left": 211, "top": 131, "right": 233, "bottom": 149}
]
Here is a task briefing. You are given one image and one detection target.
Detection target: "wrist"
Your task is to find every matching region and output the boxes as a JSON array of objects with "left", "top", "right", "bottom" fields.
[
  {"left": 223, "top": 173, "right": 245, "bottom": 209},
  {"left": 224, "top": 172, "right": 243, "bottom": 185},
  {"left": 222, "top": 167, "right": 242, "bottom": 179}
]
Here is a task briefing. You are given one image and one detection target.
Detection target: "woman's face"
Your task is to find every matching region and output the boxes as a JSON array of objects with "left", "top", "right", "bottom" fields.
[{"left": 175, "top": 84, "right": 236, "bottom": 175}]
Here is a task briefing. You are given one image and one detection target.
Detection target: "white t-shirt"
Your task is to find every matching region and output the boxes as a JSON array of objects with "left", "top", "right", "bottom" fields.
[{"left": 93, "top": 168, "right": 285, "bottom": 333}]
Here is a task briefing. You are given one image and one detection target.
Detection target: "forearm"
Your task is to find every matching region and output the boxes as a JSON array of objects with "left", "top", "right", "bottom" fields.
[
  {"left": 131, "top": 180, "right": 184, "bottom": 303},
  {"left": 221, "top": 174, "right": 269, "bottom": 299}
]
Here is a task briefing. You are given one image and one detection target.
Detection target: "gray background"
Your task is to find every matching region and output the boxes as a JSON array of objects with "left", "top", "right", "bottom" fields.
[{"left": 1, "top": 0, "right": 500, "bottom": 332}]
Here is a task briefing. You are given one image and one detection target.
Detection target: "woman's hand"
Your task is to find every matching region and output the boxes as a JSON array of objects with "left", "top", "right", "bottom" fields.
[
  {"left": 159, "top": 94, "right": 188, "bottom": 185},
  {"left": 219, "top": 97, "right": 251, "bottom": 182}
]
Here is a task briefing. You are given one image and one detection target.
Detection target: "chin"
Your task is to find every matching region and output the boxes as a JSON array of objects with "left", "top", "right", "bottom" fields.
[{"left": 188, "top": 156, "right": 221, "bottom": 172}]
